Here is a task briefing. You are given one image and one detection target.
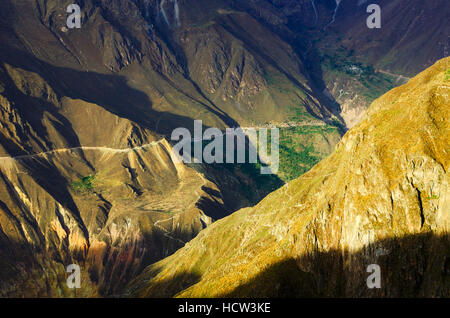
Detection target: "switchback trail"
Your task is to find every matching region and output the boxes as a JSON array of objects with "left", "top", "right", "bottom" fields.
[
  {"left": 0, "top": 121, "right": 329, "bottom": 162},
  {"left": 0, "top": 140, "right": 165, "bottom": 162}
]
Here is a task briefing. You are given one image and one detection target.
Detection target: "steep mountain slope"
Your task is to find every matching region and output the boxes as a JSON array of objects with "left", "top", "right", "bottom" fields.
[
  {"left": 237, "top": 0, "right": 449, "bottom": 128},
  {"left": 309, "top": 0, "right": 449, "bottom": 127},
  {"left": 0, "top": 0, "right": 447, "bottom": 297},
  {"left": 0, "top": 0, "right": 245, "bottom": 296},
  {"left": 335, "top": 0, "right": 449, "bottom": 75},
  {"left": 0, "top": 63, "right": 227, "bottom": 295},
  {"left": 0, "top": 0, "right": 344, "bottom": 177},
  {"left": 0, "top": 0, "right": 333, "bottom": 296},
  {"left": 128, "top": 57, "right": 450, "bottom": 298}
]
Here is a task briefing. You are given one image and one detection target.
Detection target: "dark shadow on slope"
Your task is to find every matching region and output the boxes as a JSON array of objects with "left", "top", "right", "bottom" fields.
[
  {"left": 0, "top": 45, "right": 280, "bottom": 224},
  {"left": 0, "top": 209, "right": 203, "bottom": 297},
  {"left": 125, "top": 270, "right": 202, "bottom": 298},
  {"left": 152, "top": 17, "right": 241, "bottom": 129},
  {"left": 225, "top": 1, "right": 347, "bottom": 131},
  {"left": 0, "top": 64, "right": 94, "bottom": 170},
  {"left": 0, "top": 158, "right": 90, "bottom": 258},
  {"left": 221, "top": 233, "right": 450, "bottom": 298},
  {"left": 196, "top": 186, "right": 229, "bottom": 221},
  {"left": 0, "top": 45, "right": 207, "bottom": 138},
  {"left": 197, "top": 162, "right": 284, "bottom": 218},
  {"left": 192, "top": 132, "right": 285, "bottom": 211},
  {"left": 135, "top": 232, "right": 449, "bottom": 298}
]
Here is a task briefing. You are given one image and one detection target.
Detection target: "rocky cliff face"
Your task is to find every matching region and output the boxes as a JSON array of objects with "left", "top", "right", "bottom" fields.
[
  {"left": 0, "top": 0, "right": 447, "bottom": 297},
  {"left": 0, "top": 0, "right": 347, "bottom": 177},
  {"left": 0, "top": 0, "right": 244, "bottom": 295},
  {"left": 241, "top": 0, "right": 449, "bottom": 128},
  {"left": 0, "top": 104, "right": 226, "bottom": 296},
  {"left": 0, "top": 0, "right": 319, "bottom": 296},
  {"left": 311, "top": 0, "right": 449, "bottom": 128},
  {"left": 128, "top": 57, "right": 450, "bottom": 298}
]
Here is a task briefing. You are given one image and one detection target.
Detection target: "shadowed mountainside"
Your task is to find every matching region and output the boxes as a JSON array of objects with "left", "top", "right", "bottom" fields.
[
  {"left": 241, "top": 0, "right": 449, "bottom": 128},
  {"left": 127, "top": 233, "right": 449, "bottom": 297},
  {"left": 127, "top": 57, "right": 450, "bottom": 298},
  {"left": 0, "top": 0, "right": 448, "bottom": 297}
]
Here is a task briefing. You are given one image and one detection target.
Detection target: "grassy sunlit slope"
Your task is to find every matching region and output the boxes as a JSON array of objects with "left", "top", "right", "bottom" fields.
[{"left": 127, "top": 57, "right": 450, "bottom": 298}]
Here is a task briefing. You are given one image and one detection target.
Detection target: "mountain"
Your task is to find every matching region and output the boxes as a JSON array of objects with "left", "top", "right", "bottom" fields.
[
  {"left": 0, "top": 0, "right": 329, "bottom": 296},
  {"left": 236, "top": 0, "right": 449, "bottom": 128},
  {"left": 0, "top": 0, "right": 350, "bottom": 185},
  {"left": 0, "top": 0, "right": 447, "bottom": 297},
  {"left": 0, "top": 0, "right": 256, "bottom": 296},
  {"left": 305, "top": 0, "right": 449, "bottom": 127},
  {"left": 128, "top": 57, "right": 450, "bottom": 297}
]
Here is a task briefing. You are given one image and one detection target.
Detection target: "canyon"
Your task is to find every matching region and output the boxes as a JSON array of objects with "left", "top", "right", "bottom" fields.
[
  {"left": 0, "top": 0, "right": 448, "bottom": 297},
  {"left": 129, "top": 57, "right": 450, "bottom": 297}
]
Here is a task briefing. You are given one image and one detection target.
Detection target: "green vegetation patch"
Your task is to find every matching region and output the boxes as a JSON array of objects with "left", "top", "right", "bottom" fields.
[
  {"left": 288, "top": 104, "right": 317, "bottom": 122},
  {"left": 424, "top": 194, "right": 439, "bottom": 200},
  {"left": 71, "top": 175, "right": 96, "bottom": 193},
  {"left": 278, "top": 125, "right": 339, "bottom": 182},
  {"left": 445, "top": 69, "right": 450, "bottom": 82},
  {"left": 320, "top": 46, "right": 396, "bottom": 103}
]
